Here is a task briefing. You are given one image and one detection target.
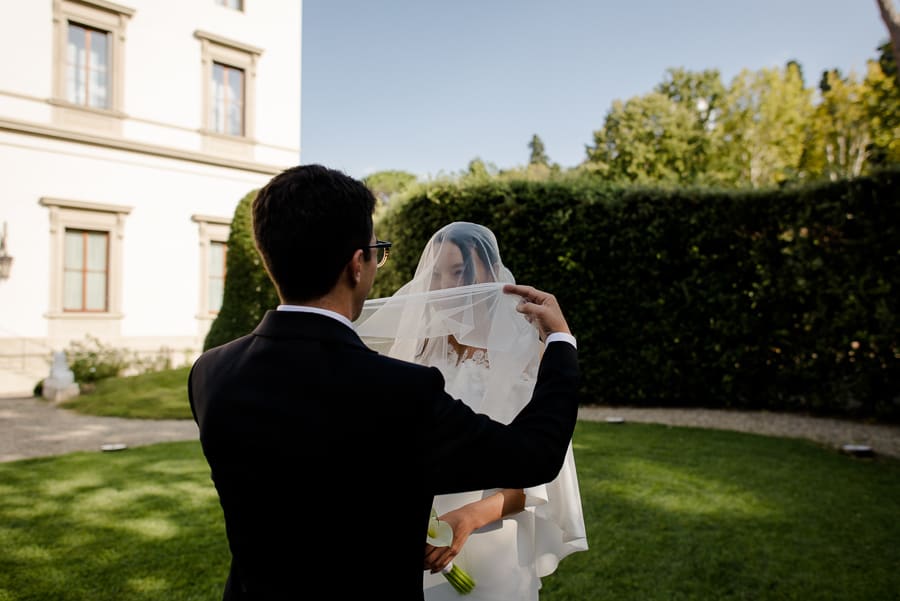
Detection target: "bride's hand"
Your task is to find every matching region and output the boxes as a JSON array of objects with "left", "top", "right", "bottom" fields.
[{"left": 423, "top": 509, "right": 476, "bottom": 573}]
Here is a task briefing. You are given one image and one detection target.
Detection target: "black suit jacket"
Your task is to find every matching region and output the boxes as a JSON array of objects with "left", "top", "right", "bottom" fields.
[{"left": 188, "top": 309, "right": 579, "bottom": 600}]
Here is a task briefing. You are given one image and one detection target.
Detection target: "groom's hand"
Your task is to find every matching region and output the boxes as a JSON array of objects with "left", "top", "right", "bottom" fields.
[{"left": 503, "top": 284, "right": 571, "bottom": 341}]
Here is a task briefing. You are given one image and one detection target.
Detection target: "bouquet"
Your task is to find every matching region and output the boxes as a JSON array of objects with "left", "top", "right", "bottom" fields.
[{"left": 427, "top": 507, "right": 476, "bottom": 595}]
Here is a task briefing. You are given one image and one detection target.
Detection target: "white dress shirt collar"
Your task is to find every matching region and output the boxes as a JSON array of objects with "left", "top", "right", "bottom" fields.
[{"left": 276, "top": 304, "right": 355, "bottom": 330}]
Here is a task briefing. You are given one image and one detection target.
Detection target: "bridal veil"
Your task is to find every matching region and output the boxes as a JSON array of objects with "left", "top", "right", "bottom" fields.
[{"left": 355, "top": 221, "right": 588, "bottom": 581}]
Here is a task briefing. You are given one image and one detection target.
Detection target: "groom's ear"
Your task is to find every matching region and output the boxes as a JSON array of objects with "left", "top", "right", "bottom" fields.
[{"left": 346, "top": 249, "right": 364, "bottom": 285}]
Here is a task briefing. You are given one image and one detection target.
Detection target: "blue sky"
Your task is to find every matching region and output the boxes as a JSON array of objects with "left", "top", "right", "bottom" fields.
[{"left": 299, "top": 0, "right": 890, "bottom": 181}]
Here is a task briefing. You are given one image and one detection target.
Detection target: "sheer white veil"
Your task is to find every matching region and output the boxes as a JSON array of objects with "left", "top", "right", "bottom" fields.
[{"left": 355, "top": 221, "right": 588, "bottom": 576}]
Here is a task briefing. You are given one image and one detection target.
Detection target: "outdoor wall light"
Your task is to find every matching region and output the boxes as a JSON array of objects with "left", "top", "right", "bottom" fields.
[{"left": 0, "top": 222, "right": 13, "bottom": 280}]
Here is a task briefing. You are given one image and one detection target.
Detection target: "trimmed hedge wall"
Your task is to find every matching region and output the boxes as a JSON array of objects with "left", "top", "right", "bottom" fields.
[{"left": 373, "top": 169, "right": 900, "bottom": 421}]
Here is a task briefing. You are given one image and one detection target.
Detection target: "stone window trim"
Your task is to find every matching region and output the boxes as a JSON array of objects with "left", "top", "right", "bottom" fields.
[
  {"left": 51, "top": 0, "right": 135, "bottom": 117},
  {"left": 194, "top": 30, "right": 263, "bottom": 142},
  {"left": 215, "top": 0, "right": 245, "bottom": 12},
  {"left": 39, "top": 197, "right": 132, "bottom": 320},
  {"left": 192, "top": 214, "right": 231, "bottom": 319}
]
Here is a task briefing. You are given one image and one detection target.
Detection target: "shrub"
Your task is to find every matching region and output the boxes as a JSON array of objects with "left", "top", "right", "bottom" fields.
[
  {"left": 203, "top": 189, "right": 279, "bottom": 351},
  {"left": 64, "top": 335, "right": 133, "bottom": 384}
]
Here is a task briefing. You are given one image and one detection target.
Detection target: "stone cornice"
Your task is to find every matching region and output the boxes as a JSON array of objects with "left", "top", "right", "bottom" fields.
[{"left": 0, "top": 117, "right": 285, "bottom": 175}]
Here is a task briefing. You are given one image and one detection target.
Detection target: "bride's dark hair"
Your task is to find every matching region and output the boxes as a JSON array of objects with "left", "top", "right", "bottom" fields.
[
  {"left": 433, "top": 224, "right": 501, "bottom": 286},
  {"left": 415, "top": 223, "right": 502, "bottom": 359}
]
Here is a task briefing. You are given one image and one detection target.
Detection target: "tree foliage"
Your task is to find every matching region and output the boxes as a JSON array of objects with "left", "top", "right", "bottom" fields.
[
  {"left": 362, "top": 170, "right": 418, "bottom": 208},
  {"left": 803, "top": 69, "right": 871, "bottom": 180},
  {"left": 712, "top": 62, "right": 814, "bottom": 187},
  {"left": 866, "top": 42, "right": 900, "bottom": 167},
  {"left": 587, "top": 90, "right": 707, "bottom": 185},
  {"left": 528, "top": 133, "right": 549, "bottom": 166},
  {"left": 583, "top": 48, "right": 898, "bottom": 189}
]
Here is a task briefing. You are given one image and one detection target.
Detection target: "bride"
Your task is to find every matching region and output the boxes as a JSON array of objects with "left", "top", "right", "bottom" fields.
[{"left": 355, "top": 221, "right": 588, "bottom": 600}]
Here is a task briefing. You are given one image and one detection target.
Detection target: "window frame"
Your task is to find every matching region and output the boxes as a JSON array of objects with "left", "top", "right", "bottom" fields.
[
  {"left": 211, "top": 61, "right": 246, "bottom": 137},
  {"left": 52, "top": 0, "right": 134, "bottom": 116},
  {"left": 65, "top": 22, "right": 113, "bottom": 110},
  {"left": 194, "top": 30, "right": 262, "bottom": 141},
  {"left": 63, "top": 228, "right": 110, "bottom": 312},
  {"left": 192, "top": 214, "right": 231, "bottom": 321},
  {"left": 206, "top": 239, "right": 228, "bottom": 314},
  {"left": 39, "top": 197, "right": 132, "bottom": 322},
  {"left": 214, "top": 0, "right": 245, "bottom": 11}
]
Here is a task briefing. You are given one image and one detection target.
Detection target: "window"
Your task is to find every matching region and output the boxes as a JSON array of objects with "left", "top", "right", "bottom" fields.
[
  {"left": 207, "top": 240, "right": 227, "bottom": 313},
  {"left": 212, "top": 62, "right": 245, "bottom": 136},
  {"left": 192, "top": 214, "right": 231, "bottom": 327},
  {"left": 52, "top": 0, "right": 133, "bottom": 115},
  {"left": 39, "top": 198, "right": 131, "bottom": 337},
  {"left": 64, "top": 229, "right": 109, "bottom": 312},
  {"left": 215, "top": 0, "right": 244, "bottom": 10},
  {"left": 194, "top": 31, "right": 262, "bottom": 141},
  {"left": 66, "top": 23, "right": 111, "bottom": 109}
]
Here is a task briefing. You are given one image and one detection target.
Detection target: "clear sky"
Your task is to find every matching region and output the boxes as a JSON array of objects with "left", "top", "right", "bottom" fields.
[{"left": 299, "top": 0, "right": 891, "bottom": 181}]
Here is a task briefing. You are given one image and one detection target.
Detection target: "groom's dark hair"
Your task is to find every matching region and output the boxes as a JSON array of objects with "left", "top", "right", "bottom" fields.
[{"left": 252, "top": 164, "right": 376, "bottom": 303}]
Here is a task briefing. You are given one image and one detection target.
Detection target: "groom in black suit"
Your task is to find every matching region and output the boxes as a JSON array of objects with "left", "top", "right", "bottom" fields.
[{"left": 188, "top": 164, "right": 581, "bottom": 600}]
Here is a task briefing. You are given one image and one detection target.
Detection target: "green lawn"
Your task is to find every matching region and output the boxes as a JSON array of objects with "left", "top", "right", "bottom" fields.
[
  {"left": 1, "top": 420, "right": 898, "bottom": 600},
  {"left": 60, "top": 367, "right": 193, "bottom": 419}
]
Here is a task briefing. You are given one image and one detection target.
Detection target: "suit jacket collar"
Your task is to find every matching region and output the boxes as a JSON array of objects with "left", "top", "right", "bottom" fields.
[{"left": 252, "top": 310, "right": 372, "bottom": 352}]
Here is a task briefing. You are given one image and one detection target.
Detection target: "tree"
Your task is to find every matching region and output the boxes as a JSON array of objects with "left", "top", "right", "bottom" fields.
[
  {"left": 712, "top": 62, "right": 814, "bottom": 187},
  {"left": 865, "top": 42, "right": 900, "bottom": 166},
  {"left": 803, "top": 69, "right": 871, "bottom": 180},
  {"left": 584, "top": 68, "right": 731, "bottom": 186},
  {"left": 460, "top": 157, "right": 497, "bottom": 182},
  {"left": 655, "top": 67, "right": 726, "bottom": 132},
  {"left": 586, "top": 91, "right": 705, "bottom": 185},
  {"left": 528, "top": 134, "right": 549, "bottom": 166},
  {"left": 362, "top": 170, "right": 418, "bottom": 207},
  {"left": 876, "top": 0, "right": 900, "bottom": 85}
]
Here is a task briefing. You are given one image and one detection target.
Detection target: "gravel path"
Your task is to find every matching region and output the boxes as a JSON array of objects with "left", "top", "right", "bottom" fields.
[
  {"left": 578, "top": 405, "right": 900, "bottom": 459},
  {"left": 0, "top": 395, "right": 198, "bottom": 463},
  {"left": 1, "top": 395, "right": 898, "bottom": 462}
]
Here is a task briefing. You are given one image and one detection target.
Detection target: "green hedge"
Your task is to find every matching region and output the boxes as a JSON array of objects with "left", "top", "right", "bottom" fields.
[
  {"left": 207, "top": 171, "right": 899, "bottom": 420},
  {"left": 203, "top": 189, "right": 279, "bottom": 351},
  {"left": 372, "top": 169, "right": 900, "bottom": 421}
]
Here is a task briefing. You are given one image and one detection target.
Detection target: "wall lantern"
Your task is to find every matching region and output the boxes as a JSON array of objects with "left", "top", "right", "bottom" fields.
[{"left": 0, "top": 222, "right": 13, "bottom": 280}]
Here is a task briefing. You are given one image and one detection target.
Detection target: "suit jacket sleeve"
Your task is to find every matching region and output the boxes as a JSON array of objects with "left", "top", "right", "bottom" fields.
[{"left": 423, "top": 340, "right": 580, "bottom": 495}]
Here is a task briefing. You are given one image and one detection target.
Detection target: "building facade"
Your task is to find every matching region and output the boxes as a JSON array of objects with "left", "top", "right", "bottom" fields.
[{"left": 0, "top": 0, "right": 301, "bottom": 395}]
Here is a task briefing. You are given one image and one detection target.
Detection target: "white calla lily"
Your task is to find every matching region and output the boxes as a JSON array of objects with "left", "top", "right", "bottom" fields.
[
  {"left": 427, "top": 507, "right": 454, "bottom": 547},
  {"left": 426, "top": 507, "right": 476, "bottom": 594}
]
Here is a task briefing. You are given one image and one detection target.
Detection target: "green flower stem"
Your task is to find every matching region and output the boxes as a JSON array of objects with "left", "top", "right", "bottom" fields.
[{"left": 442, "top": 563, "right": 476, "bottom": 594}]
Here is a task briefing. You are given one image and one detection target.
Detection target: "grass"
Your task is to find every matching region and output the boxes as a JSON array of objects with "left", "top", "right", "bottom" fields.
[
  {"left": 0, "top": 441, "right": 226, "bottom": 601},
  {"left": 60, "top": 367, "right": 193, "bottom": 419},
  {"left": 539, "top": 424, "right": 900, "bottom": 600},
  {"left": 12, "top": 369, "right": 900, "bottom": 599},
  {"left": 1, "top": 419, "right": 898, "bottom": 600}
]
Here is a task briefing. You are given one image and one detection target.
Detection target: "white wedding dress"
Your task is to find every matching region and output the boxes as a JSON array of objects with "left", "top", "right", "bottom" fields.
[
  {"left": 354, "top": 222, "right": 588, "bottom": 601},
  {"left": 420, "top": 342, "right": 587, "bottom": 601}
]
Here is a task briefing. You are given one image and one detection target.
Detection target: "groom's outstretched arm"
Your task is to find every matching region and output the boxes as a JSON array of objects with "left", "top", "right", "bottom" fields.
[{"left": 426, "top": 284, "right": 580, "bottom": 494}]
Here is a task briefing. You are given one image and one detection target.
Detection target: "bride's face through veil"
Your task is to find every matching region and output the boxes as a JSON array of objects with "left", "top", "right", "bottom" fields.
[
  {"left": 419, "top": 223, "right": 508, "bottom": 355},
  {"left": 429, "top": 237, "right": 496, "bottom": 290},
  {"left": 424, "top": 222, "right": 505, "bottom": 292},
  {"left": 355, "top": 222, "right": 528, "bottom": 364}
]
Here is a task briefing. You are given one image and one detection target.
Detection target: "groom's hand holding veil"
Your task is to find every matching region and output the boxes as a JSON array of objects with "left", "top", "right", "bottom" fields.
[{"left": 503, "top": 284, "right": 572, "bottom": 341}]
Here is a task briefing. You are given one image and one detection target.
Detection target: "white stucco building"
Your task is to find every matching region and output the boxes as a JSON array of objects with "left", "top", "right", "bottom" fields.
[{"left": 0, "top": 0, "right": 301, "bottom": 395}]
